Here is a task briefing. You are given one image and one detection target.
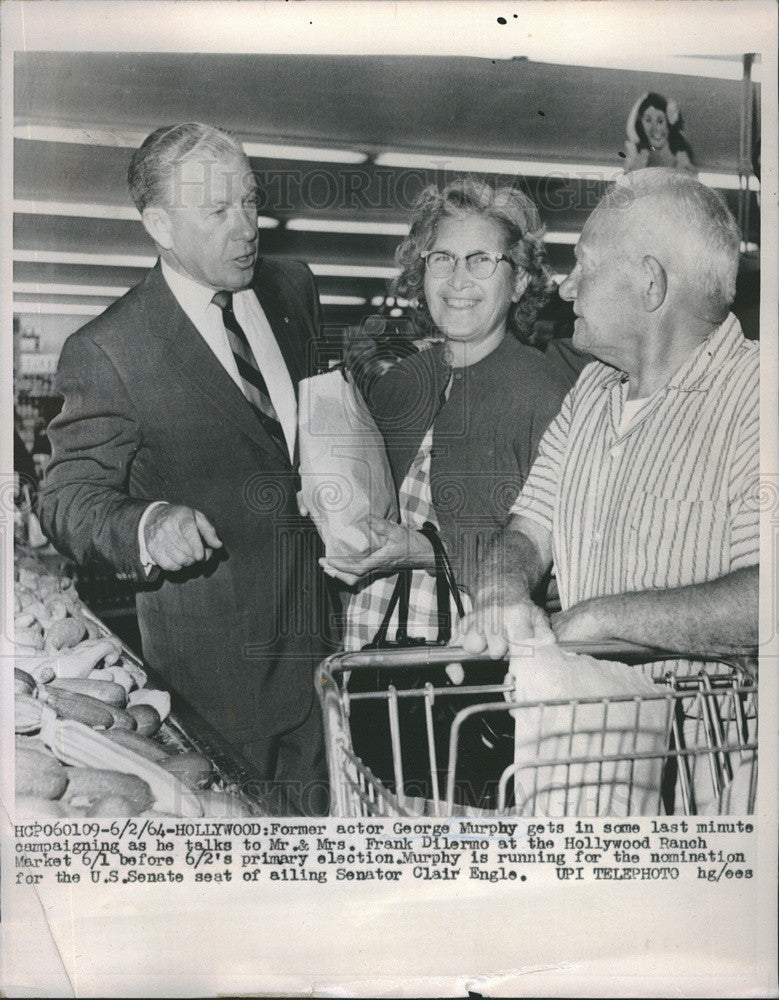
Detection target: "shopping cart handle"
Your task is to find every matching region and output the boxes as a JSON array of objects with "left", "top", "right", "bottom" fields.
[{"left": 324, "top": 640, "right": 757, "bottom": 671}]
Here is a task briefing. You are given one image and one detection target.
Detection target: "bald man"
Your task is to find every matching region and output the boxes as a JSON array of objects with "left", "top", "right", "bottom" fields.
[{"left": 457, "top": 169, "right": 758, "bottom": 659}]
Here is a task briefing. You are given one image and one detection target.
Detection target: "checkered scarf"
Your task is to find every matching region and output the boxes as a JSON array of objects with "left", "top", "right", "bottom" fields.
[{"left": 343, "top": 394, "right": 470, "bottom": 651}]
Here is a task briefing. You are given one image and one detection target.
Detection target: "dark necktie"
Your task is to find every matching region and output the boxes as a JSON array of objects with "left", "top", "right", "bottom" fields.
[{"left": 212, "top": 290, "right": 287, "bottom": 454}]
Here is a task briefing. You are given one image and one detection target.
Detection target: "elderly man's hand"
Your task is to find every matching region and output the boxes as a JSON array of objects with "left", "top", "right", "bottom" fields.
[
  {"left": 453, "top": 599, "right": 554, "bottom": 659},
  {"left": 550, "top": 596, "right": 616, "bottom": 643},
  {"left": 144, "top": 504, "right": 222, "bottom": 572},
  {"left": 319, "top": 518, "right": 435, "bottom": 586}
]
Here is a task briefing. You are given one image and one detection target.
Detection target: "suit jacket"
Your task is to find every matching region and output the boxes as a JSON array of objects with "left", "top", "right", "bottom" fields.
[{"left": 39, "top": 258, "right": 327, "bottom": 741}]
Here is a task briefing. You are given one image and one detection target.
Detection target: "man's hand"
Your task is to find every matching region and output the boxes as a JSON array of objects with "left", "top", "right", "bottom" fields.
[
  {"left": 551, "top": 596, "right": 615, "bottom": 643},
  {"left": 319, "top": 518, "right": 435, "bottom": 586},
  {"left": 453, "top": 599, "right": 554, "bottom": 658},
  {"left": 144, "top": 504, "right": 222, "bottom": 572}
]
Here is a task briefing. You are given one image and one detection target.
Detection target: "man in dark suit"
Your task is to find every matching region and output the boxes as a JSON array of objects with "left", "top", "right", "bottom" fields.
[{"left": 39, "top": 123, "right": 328, "bottom": 815}]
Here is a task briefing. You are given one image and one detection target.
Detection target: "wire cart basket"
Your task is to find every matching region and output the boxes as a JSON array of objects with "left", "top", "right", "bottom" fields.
[{"left": 316, "top": 643, "right": 758, "bottom": 818}]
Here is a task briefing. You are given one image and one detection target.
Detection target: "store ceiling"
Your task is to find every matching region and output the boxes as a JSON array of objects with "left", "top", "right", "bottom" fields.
[{"left": 13, "top": 51, "right": 759, "bottom": 331}]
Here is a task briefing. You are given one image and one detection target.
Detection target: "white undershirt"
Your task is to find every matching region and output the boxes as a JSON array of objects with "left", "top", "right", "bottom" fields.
[
  {"left": 617, "top": 395, "right": 651, "bottom": 437},
  {"left": 138, "top": 260, "right": 298, "bottom": 570}
]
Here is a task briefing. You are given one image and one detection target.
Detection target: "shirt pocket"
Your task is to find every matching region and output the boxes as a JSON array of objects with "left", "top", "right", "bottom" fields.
[{"left": 627, "top": 492, "right": 728, "bottom": 590}]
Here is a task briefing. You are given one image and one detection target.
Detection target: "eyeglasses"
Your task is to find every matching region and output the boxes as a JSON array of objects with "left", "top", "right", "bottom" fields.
[{"left": 420, "top": 250, "right": 514, "bottom": 279}]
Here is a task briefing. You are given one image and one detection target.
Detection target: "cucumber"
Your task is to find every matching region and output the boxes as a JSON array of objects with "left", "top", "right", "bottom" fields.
[
  {"left": 158, "top": 751, "right": 213, "bottom": 790},
  {"left": 16, "top": 747, "right": 68, "bottom": 800},
  {"left": 87, "top": 795, "right": 140, "bottom": 817},
  {"left": 40, "top": 688, "right": 114, "bottom": 730},
  {"left": 103, "top": 728, "right": 172, "bottom": 762},
  {"left": 15, "top": 695, "right": 43, "bottom": 734},
  {"left": 48, "top": 677, "right": 127, "bottom": 709},
  {"left": 103, "top": 704, "right": 138, "bottom": 732},
  {"left": 62, "top": 767, "right": 154, "bottom": 814},
  {"left": 14, "top": 667, "right": 36, "bottom": 696},
  {"left": 16, "top": 796, "right": 67, "bottom": 819},
  {"left": 126, "top": 704, "right": 162, "bottom": 737}
]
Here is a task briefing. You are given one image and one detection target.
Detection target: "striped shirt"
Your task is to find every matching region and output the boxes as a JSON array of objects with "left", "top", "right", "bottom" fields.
[{"left": 512, "top": 313, "right": 759, "bottom": 610}]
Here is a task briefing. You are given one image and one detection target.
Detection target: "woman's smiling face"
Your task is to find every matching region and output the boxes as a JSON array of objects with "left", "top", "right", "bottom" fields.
[
  {"left": 423, "top": 212, "right": 518, "bottom": 346},
  {"left": 641, "top": 105, "right": 669, "bottom": 150}
]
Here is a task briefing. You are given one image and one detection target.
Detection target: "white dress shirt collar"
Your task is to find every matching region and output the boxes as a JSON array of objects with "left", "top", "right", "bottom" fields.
[
  {"left": 158, "top": 257, "right": 297, "bottom": 461},
  {"left": 160, "top": 258, "right": 226, "bottom": 318}
]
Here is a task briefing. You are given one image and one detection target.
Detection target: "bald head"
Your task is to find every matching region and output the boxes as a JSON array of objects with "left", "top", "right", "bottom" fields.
[{"left": 592, "top": 169, "right": 740, "bottom": 322}]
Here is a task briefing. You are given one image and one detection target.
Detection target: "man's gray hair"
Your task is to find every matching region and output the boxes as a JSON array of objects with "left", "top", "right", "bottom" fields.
[
  {"left": 128, "top": 123, "right": 246, "bottom": 212},
  {"left": 605, "top": 168, "right": 741, "bottom": 317}
]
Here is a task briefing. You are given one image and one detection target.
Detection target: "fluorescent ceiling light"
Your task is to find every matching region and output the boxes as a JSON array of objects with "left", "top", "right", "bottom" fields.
[
  {"left": 310, "top": 263, "right": 398, "bottom": 280},
  {"left": 14, "top": 282, "right": 129, "bottom": 298},
  {"left": 242, "top": 141, "right": 366, "bottom": 164},
  {"left": 376, "top": 152, "right": 759, "bottom": 192},
  {"left": 375, "top": 151, "right": 622, "bottom": 182},
  {"left": 698, "top": 171, "right": 760, "bottom": 192},
  {"left": 14, "top": 300, "right": 106, "bottom": 316},
  {"left": 13, "top": 251, "right": 397, "bottom": 279},
  {"left": 13, "top": 250, "right": 157, "bottom": 268},
  {"left": 14, "top": 125, "right": 366, "bottom": 164},
  {"left": 287, "top": 218, "right": 409, "bottom": 236},
  {"left": 546, "top": 55, "right": 761, "bottom": 83},
  {"left": 14, "top": 125, "right": 143, "bottom": 148},
  {"left": 320, "top": 295, "right": 368, "bottom": 307},
  {"left": 13, "top": 199, "right": 279, "bottom": 227},
  {"left": 16, "top": 293, "right": 368, "bottom": 311},
  {"left": 664, "top": 55, "right": 761, "bottom": 82},
  {"left": 14, "top": 199, "right": 139, "bottom": 221},
  {"left": 544, "top": 232, "right": 580, "bottom": 245},
  {"left": 17, "top": 284, "right": 369, "bottom": 306}
]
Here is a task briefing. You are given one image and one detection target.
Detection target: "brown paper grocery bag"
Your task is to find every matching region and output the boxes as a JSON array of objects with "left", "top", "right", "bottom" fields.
[
  {"left": 510, "top": 641, "right": 672, "bottom": 816},
  {"left": 298, "top": 369, "right": 399, "bottom": 559}
]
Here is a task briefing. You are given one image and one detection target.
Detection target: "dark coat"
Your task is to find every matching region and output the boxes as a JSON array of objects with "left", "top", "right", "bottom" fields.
[{"left": 39, "top": 258, "right": 327, "bottom": 742}]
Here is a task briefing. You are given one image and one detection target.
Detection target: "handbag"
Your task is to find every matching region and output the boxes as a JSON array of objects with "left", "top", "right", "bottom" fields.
[
  {"left": 362, "top": 521, "right": 464, "bottom": 650},
  {"left": 348, "top": 522, "right": 511, "bottom": 808}
]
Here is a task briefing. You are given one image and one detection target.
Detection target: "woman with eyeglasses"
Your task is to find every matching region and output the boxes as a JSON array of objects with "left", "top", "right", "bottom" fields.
[{"left": 322, "top": 177, "right": 582, "bottom": 652}]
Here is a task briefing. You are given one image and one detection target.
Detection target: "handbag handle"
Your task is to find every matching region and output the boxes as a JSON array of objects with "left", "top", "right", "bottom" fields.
[
  {"left": 419, "top": 521, "right": 464, "bottom": 643},
  {"left": 363, "top": 567, "right": 418, "bottom": 650},
  {"left": 363, "top": 522, "right": 462, "bottom": 649}
]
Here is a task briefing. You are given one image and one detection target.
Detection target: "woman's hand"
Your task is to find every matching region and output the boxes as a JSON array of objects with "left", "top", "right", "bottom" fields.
[{"left": 319, "top": 518, "right": 436, "bottom": 586}]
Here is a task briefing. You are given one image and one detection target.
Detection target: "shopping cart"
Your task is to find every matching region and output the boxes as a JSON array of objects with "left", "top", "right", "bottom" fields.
[{"left": 316, "top": 643, "right": 758, "bottom": 818}]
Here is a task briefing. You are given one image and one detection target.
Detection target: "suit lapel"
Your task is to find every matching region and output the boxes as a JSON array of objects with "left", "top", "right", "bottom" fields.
[{"left": 142, "top": 264, "right": 290, "bottom": 465}]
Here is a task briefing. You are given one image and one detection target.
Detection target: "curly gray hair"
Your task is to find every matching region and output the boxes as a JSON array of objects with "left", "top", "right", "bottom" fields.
[{"left": 392, "top": 177, "right": 555, "bottom": 341}]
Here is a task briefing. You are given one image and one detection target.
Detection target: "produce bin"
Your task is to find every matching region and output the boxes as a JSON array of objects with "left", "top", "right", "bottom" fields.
[{"left": 13, "top": 545, "right": 271, "bottom": 817}]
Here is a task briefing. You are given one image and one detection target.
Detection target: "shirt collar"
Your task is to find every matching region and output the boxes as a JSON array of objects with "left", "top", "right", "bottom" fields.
[
  {"left": 597, "top": 312, "right": 746, "bottom": 394},
  {"left": 666, "top": 313, "right": 746, "bottom": 392},
  {"left": 160, "top": 258, "right": 222, "bottom": 319}
]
